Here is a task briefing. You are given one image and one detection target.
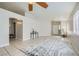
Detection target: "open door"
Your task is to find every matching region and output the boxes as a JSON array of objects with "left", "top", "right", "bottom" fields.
[{"left": 9, "top": 18, "right": 23, "bottom": 42}]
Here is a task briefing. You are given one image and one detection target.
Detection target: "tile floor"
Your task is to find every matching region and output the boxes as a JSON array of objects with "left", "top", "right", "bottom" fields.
[{"left": 0, "top": 36, "right": 78, "bottom": 56}]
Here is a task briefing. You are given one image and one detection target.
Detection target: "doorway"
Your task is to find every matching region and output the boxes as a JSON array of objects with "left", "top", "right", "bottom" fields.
[
  {"left": 9, "top": 18, "right": 23, "bottom": 42},
  {"left": 51, "top": 21, "right": 61, "bottom": 36}
]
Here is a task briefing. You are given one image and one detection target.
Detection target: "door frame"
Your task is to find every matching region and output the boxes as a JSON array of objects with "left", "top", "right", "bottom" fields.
[
  {"left": 9, "top": 18, "right": 23, "bottom": 42},
  {"left": 51, "top": 21, "right": 61, "bottom": 36}
]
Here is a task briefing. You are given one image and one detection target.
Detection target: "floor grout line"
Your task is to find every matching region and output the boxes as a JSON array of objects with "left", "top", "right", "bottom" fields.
[{"left": 3, "top": 47, "right": 11, "bottom": 56}]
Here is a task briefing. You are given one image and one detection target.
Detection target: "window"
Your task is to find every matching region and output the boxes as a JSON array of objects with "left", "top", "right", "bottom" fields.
[{"left": 73, "top": 11, "right": 79, "bottom": 35}]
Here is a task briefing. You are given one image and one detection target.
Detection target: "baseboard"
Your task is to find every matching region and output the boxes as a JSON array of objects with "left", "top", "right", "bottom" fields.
[{"left": 0, "top": 43, "right": 9, "bottom": 48}]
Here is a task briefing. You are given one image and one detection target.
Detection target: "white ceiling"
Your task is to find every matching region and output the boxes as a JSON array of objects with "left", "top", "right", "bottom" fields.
[
  {"left": 0, "top": 2, "right": 27, "bottom": 15},
  {"left": 0, "top": 2, "right": 76, "bottom": 20}
]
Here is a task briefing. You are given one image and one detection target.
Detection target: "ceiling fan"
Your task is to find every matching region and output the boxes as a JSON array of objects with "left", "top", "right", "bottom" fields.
[{"left": 28, "top": 2, "right": 48, "bottom": 11}]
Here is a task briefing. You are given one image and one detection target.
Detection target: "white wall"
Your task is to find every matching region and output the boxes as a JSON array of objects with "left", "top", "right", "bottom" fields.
[
  {"left": 38, "top": 19, "right": 51, "bottom": 36},
  {"left": 0, "top": 10, "right": 9, "bottom": 47},
  {"left": 23, "top": 17, "right": 40, "bottom": 40},
  {"left": 0, "top": 8, "right": 39, "bottom": 47},
  {"left": 38, "top": 17, "right": 70, "bottom": 36}
]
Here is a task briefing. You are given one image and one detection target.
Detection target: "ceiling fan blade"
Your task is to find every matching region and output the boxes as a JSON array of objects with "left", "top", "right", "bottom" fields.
[
  {"left": 28, "top": 3, "right": 33, "bottom": 11},
  {"left": 36, "top": 2, "right": 48, "bottom": 8}
]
